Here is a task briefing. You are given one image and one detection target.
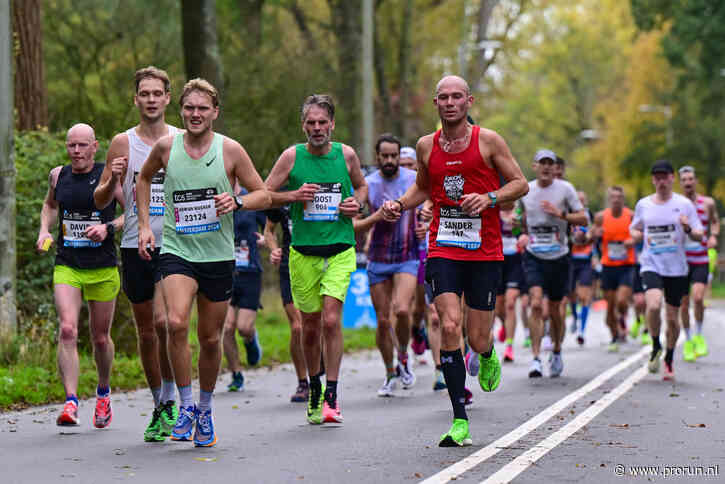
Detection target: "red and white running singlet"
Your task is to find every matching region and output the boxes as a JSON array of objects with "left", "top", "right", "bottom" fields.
[
  {"left": 427, "top": 125, "right": 502, "bottom": 261},
  {"left": 685, "top": 196, "right": 709, "bottom": 265}
]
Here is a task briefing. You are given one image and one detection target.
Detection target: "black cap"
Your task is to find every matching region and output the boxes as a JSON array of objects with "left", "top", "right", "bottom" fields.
[{"left": 651, "top": 160, "right": 674, "bottom": 175}]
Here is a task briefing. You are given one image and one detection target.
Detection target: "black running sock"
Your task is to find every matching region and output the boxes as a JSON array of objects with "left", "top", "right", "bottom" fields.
[
  {"left": 481, "top": 348, "right": 492, "bottom": 359},
  {"left": 440, "top": 349, "right": 467, "bottom": 421},
  {"left": 435, "top": 364, "right": 442, "bottom": 371},
  {"left": 298, "top": 379, "right": 309, "bottom": 387},
  {"left": 652, "top": 336, "right": 661, "bottom": 352},
  {"left": 324, "top": 380, "right": 338, "bottom": 406},
  {"left": 665, "top": 348, "right": 674, "bottom": 365}
]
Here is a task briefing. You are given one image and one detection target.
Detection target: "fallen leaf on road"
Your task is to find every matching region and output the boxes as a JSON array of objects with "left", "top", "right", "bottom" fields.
[
  {"left": 682, "top": 420, "right": 706, "bottom": 428},
  {"left": 669, "top": 393, "right": 680, "bottom": 397},
  {"left": 609, "top": 424, "right": 629, "bottom": 428},
  {"left": 232, "top": 405, "right": 239, "bottom": 409},
  {"left": 194, "top": 457, "right": 217, "bottom": 462},
  {"left": 114, "top": 449, "right": 126, "bottom": 455},
  {"left": 414, "top": 473, "right": 423, "bottom": 478}
]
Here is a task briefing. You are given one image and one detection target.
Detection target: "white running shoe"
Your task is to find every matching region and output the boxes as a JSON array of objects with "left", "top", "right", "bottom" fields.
[
  {"left": 549, "top": 352, "right": 564, "bottom": 377},
  {"left": 377, "top": 375, "right": 397, "bottom": 397},
  {"left": 528, "top": 358, "right": 543, "bottom": 378},
  {"left": 397, "top": 360, "right": 416, "bottom": 389},
  {"left": 541, "top": 335, "right": 554, "bottom": 352}
]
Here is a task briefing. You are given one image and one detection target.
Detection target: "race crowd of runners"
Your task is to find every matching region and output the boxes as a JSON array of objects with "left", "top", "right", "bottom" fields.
[{"left": 35, "top": 67, "right": 720, "bottom": 449}]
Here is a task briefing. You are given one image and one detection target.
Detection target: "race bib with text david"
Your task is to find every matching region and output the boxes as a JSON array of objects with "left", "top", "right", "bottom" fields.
[{"left": 62, "top": 209, "right": 102, "bottom": 248}]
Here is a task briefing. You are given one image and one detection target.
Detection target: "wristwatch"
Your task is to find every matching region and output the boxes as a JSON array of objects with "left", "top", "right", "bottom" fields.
[
  {"left": 487, "top": 192, "right": 497, "bottom": 208},
  {"left": 234, "top": 195, "right": 244, "bottom": 211},
  {"left": 105, "top": 223, "right": 115, "bottom": 237}
]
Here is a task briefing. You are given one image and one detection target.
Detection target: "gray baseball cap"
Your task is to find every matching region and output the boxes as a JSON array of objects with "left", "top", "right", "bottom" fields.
[{"left": 534, "top": 149, "right": 557, "bottom": 163}]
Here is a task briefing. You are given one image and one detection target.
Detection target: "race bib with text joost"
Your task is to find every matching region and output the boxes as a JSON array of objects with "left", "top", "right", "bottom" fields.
[
  {"left": 62, "top": 209, "right": 102, "bottom": 248},
  {"left": 133, "top": 171, "right": 166, "bottom": 216},
  {"left": 530, "top": 225, "right": 561, "bottom": 254},
  {"left": 647, "top": 224, "right": 678, "bottom": 254},
  {"left": 304, "top": 183, "right": 342, "bottom": 221},
  {"left": 173, "top": 188, "right": 220, "bottom": 234},
  {"left": 436, "top": 206, "right": 481, "bottom": 250},
  {"left": 607, "top": 241, "right": 628, "bottom": 261}
]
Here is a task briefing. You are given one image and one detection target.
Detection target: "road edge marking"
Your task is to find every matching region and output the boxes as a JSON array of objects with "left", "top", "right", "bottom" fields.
[{"left": 420, "top": 346, "right": 649, "bottom": 484}]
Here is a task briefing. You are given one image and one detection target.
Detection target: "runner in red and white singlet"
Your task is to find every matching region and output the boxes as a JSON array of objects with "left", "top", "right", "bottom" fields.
[{"left": 381, "top": 75, "right": 528, "bottom": 448}]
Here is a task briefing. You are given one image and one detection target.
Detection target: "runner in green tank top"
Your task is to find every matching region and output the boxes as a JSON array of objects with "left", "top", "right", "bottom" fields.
[
  {"left": 136, "top": 79, "right": 271, "bottom": 448},
  {"left": 266, "top": 94, "right": 368, "bottom": 425}
]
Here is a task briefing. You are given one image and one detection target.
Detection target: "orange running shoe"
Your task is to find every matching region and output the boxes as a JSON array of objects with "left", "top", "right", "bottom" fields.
[
  {"left": 94, "top": 396, "right": 112, "bottom": 428},
  {"left": 322, "top": 399, "right": 343, "bottom": 424},
  {"left": 56, "top": 400, "right": 79, "bottom": 426}
]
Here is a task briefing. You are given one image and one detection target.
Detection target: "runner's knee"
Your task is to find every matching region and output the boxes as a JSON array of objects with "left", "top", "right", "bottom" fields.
[{"left": 58, "top": 322, "right": 78, "bottom": 345}]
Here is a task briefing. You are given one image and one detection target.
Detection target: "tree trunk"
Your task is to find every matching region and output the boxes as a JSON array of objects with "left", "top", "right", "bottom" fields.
[
  {"left": 469, "top": 0, "right": 498, "bottom": 91},
  {"left": 328, "top": 0, "right": 363, "bottom": 151},
  {"left": 181, "top": 0, "right": 226, "bottom": 132},
  {"left": 12, "top": 0, "right": 47, "bottom": 131},
  {"left": 393, "top": 0, "right": 413, "bottom": 143},
  {"left": 238, "top": 0, "right": 264, "bottom": 47},
  {"left": 0, "top": 0, "right": 17, "bottom": 334}
]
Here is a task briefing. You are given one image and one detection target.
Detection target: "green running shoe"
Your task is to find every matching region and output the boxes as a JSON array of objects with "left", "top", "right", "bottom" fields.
[
  {"left": 523, "top": 337, "right": 531, "bottom": 348},
  {"left": 159, "top": 400, "right": 178, "bottom": 437},
  {"left": 144, "top": 407, "right": 165, "bottom": 442},
  {"left": 629, "top": 317, "right": 642, "bottom": 339},
  {"left": 692, "top": 333, "right": 708, "bottom": 357},
  {"left": 307, "top": 385, "right": 325, "bottom": 425},
  {"left": 439, "top": 418, "right": 472, "bottom": 447},
  {"left": 478, "top": 348, "right": 501, "bottom": 392},
  {"left": 640, "top": 332, "right": 652, "bottom": 346},
  {"left": 683, "top": 340, "right": 696, "bottom": 362},
  {"left": 648, "top": 348, "right": 662, "bottom": 373}
]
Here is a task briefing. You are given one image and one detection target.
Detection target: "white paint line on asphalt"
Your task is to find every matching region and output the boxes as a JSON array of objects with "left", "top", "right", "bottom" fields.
[
  {"left": 420, "top": 346, "right": 649, "bottom": 484},
  {"left": 480, "top": 365, "right": 649, "bottom": 484}
]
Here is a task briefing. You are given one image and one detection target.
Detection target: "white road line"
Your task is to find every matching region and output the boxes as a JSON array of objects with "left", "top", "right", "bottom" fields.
[
  {"left": 481, "top": 365, "right": 649, "bottom": 484},
  {"left": 420, "top": 346, "right": 649, "bottom": 484}
]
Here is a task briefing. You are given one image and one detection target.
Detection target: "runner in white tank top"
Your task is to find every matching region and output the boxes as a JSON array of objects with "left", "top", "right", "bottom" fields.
[
  {"left": 677, "top": 166, "right": 720, "bottom": 362},
  {"left": 93, "top": 66, "right": 181, "bottom": 442}
]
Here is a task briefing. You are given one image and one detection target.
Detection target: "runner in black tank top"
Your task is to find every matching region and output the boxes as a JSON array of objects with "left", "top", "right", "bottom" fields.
[{"left": 36, "top": 123, "right": 125, "bottom": 430}]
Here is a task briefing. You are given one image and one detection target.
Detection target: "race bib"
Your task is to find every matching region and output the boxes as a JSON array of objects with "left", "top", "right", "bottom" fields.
[
  {"left": 647, "top": 224, "right": 678, "bottom": 254},
  {"left": 607, "top": 241, "right": 628, "bottom": 261},
  {"left": 436, "top": 206, "right": 481, "bottom": 250},
  {"left": 173, "top": 188, "right": 220, "bottom": 234},
  {"left": 133, "top": 171, "right": 166, "bottom": 216},
  {"left": 530, "top": 226, "right": 561, "bottom": 254},
  {"left": 62, "top": 209, "right": 102, "bottom": 248},
  {"left": 304, "top": 183, "right": 342, "bottom": 221},
  {"left": 235, "top": 243, "right": 250, "bottom": 268}
]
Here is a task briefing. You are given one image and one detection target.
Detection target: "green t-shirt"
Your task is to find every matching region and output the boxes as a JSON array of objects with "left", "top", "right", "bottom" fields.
[
  {"left": 288, "top": 142, "right": 355, "bottom": 249},
  {"left": 160, "top": 133, "right": 234, "bottom": 262}
]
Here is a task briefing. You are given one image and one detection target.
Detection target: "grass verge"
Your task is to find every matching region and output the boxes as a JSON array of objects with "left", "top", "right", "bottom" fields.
[{"left": 0, "top": 302, "right": 376, "bottom": 411}]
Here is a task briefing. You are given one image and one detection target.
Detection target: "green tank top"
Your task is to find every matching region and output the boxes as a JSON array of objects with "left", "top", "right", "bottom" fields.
[
  {"left": 288, "top": 142, "right": 355, "bottom": 248},
  {"left": 160, "top": 133, "right": 234, "bottom": 262}
]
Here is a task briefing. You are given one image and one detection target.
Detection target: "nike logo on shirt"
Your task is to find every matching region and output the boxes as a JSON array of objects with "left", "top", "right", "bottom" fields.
[{"left": 206, "top": 156, "right": 216, "bottom": 167}]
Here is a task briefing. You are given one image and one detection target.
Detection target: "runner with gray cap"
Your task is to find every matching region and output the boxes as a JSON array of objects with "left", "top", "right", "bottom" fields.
[
  {"left": 518, "top": 149, "right": 588, "bottom": 378},
  {"left": 630, "top": 160, "right": 703, "bottom": 381}
]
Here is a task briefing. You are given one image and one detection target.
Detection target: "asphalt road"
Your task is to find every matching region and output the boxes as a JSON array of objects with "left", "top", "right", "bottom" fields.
[{"left": 1, "top": 301, "right": 723, "bottom": 484}]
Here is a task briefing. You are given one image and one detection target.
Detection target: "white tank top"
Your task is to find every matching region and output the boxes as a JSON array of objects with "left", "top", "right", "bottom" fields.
[{"left": 120, "top": 125, "right": 180, "bottom": 248}]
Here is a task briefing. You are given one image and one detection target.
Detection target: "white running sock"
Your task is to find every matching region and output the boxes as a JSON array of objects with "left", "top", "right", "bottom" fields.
[
  {"left": 161, "top": 379, "right": 176, "bottom": 403},
  {"left": 198, "top": 390, "right": 213, "bottom": 413},
  {"left": 178, "top": 385, "right": 194, "bottom": 408},
  {"left": 695, "top": 320, "right": 703, "bottom": 334},
  {"left": 150, "top": 386, "right": 162, "bottom": 407},
  {"left": 684, "top": 327, "right": 691, "bottom": 340}
]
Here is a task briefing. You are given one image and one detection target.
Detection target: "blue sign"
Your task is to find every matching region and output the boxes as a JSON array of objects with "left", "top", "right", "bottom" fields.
[{"left": 343, "top": 269, "right": 377, "bottom": 328}]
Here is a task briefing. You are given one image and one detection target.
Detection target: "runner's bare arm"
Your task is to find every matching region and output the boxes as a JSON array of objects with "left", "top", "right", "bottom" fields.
[
  {"left": 343, "top": 145, "right": 368, "bottom": 209},
  {"left": 137, "top": 136, "right": 170, "bottom": 259},
  {"left": 94, "top": 133, "right": 129, "bottom": 209},
  {"left": 353, "top": 204, "right": 384, "bottom": 234},
  {"left": 225, "top": 139, "right": 271, "bottom": 212},
  {"left": 706, "top": 196, "right": 720, "bottom": 249},
  {"left": 591, "top": 211, "right": 605, "bottom": 239},
  {"left": 485, "top": 129, "right": 529, "bottom": 204},
  {"left": 265, "top": 147, "right": 320, "bottom": 207},
  {"left": 37, "top": 166, "right": 62, "bottom": 251}
]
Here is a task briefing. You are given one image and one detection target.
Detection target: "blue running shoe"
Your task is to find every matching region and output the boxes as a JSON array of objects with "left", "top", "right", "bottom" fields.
[
  {"left": 245, "top": 332, "right": 263, "bottom": 366},
  {"left": 193, "top": 408, "right": 217, "bottom": 447},
  {"left": 171, "top": 405, "right": 196, "bottom": 441}
]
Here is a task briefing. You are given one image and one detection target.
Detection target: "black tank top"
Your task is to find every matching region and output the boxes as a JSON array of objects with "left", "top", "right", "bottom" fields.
[{"left": 54, "top": 163, "right": 117, "bottom": 269}]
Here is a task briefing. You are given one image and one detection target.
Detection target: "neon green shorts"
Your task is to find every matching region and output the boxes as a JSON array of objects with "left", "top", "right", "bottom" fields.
[
  {"left": 708, "top": 248, "right": 717, "bottom": 274},
  {"left": 289, "top": 246, "right": 356, "bottom": 313},
  {"left": 53, "top": 265, "right": 120, "bottom": 302}
]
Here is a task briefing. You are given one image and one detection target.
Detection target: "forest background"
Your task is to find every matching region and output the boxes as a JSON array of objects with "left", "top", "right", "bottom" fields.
[{"left": 3, "top": 0, "right": 724, "bottom": 407}]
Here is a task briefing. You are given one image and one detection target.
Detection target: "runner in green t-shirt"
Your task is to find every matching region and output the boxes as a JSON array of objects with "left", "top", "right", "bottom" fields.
[
  {"left": 265, "top": 94, "right": 368, "bottom": 425},
  {"left": 136, "top": 78, "right": 271, "bottom": 448}
]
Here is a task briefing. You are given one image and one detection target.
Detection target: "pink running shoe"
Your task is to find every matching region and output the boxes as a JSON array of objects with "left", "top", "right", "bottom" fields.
[
  {"left": 503, "top": 345, "right": 514, "bottom": 363},
  {"left": 663, "top": 362, "right": 674, "bottom": 381},
  {"left": 94, "top": 396, "right": 112, "bottom": 428},
  {"left": 411, "top": 329, "right": 426, "bottom": 356},
  {"left": 497, "top": 325, "right": 506, "bottom": 343},
  {"left": 322, "top": 399, "right": 343, "bottom": 424},
  {"left": 464, "top": 351, "right": 479, "bottom": 376},
  {"left": 464, "top": 387, "right": 473, "bottom": 406}
]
